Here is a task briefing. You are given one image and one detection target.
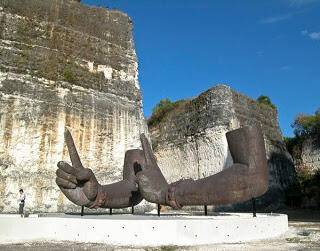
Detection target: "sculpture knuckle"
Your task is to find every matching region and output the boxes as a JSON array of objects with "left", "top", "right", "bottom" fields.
[{"left": 85, "top": 168, "right": 93, "bottom": 175}]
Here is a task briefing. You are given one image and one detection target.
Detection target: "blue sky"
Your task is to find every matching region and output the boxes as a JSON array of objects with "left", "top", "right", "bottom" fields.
[{"left": 82, "top": 0, "right": 319, "bottom": 137}]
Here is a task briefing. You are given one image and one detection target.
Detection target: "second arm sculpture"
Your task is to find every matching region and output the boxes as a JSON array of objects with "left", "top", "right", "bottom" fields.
[{"left": 135, "top": 125, "right": 269, "bottom": 209}]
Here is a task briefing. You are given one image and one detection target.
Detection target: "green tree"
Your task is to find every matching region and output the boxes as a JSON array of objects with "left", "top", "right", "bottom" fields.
[
  {"left": 285, "top": 108, "right": 320, "bottom": 161},
  {"left": 292, "top": 112, "right": 320, "bottom": 140},
  {"left": 256, "top": 95, "right": 276, "bottom": 109}
]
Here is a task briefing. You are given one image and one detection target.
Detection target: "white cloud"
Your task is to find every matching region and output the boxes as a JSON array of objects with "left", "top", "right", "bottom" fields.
[
  {"left": 301, "top": 30, "right": 320, "bottom": 40},
  {"left": 260, "top": 13, "right": 294, "bottom": 24},
  {"left": 309, "top": 32, "right": 320, "bottom": 40}
]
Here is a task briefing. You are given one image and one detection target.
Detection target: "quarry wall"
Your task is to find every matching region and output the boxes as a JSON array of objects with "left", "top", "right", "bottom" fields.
[{"left": 0, "top": 0, "right": 148, "bottom": 213}]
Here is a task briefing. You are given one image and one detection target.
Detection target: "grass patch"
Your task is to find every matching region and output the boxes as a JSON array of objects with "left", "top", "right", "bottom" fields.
[{"left": 62, "top": 68, "right": 75, "bottom": 83}]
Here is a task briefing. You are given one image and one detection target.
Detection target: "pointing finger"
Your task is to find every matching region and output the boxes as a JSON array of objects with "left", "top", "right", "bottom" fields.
[{"left": 65, "top": 129, "right": 83, "bottom": 168}]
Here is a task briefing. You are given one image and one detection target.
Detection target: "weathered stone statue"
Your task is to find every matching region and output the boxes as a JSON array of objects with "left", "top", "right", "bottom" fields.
[{"left": 56, "top": 125, "right": 269, "bottom": 209}]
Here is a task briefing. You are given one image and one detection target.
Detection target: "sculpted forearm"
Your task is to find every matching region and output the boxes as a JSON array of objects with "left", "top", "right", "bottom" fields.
[
  {"left": 136, "top": 125, "right": 269, "bottom": 209},
  {"left": 92, "top": 180, "right": 142, "bottom": 209},
  {"left": 171, "top": 163, "right": 268, "bottom": 207}
]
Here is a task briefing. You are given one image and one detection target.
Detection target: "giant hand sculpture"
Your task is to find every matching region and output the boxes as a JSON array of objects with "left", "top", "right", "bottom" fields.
[
  {"left": 56, "top": 125, "right": 269, "bottom": 210},
  {"left": 56, "top": 130, "right": 144, "bottom": 208},
  {"left": 136, "top": 125, "right": 269, "bottom": 209}
]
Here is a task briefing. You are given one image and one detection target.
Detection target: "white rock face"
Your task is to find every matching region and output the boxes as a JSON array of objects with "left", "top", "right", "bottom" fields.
[
  {"left": 301, "top": 139, "right": 320, "bottom": 170},
  {"left": 0, "top": 72, "right": 148, "bottom": 213},
  {"left": 156, "top": 127, "right": 234, "bottom": 183},
  {"left": 0, "top": 1, "right": 149, "bottom": 213}
]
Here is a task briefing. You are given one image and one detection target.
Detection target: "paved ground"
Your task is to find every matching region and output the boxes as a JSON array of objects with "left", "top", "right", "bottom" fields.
[{"left": 0, "top": 209, "right": 319, "bottom": 250}]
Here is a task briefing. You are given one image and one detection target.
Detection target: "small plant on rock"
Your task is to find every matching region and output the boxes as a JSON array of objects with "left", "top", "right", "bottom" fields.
[{"left": 257, "top": 95, "right": 276, "bottom": 109}]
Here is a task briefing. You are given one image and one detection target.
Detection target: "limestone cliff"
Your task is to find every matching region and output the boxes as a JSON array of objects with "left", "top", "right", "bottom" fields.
[
  {"left": 148, "top": 85, "right": 296, "bottom": 210},
  {"left": 301, "top": 139, "right": 320, "bottom": 170},
  {"left": 0, "top": 0, "right": 148, "bottom": 213}
]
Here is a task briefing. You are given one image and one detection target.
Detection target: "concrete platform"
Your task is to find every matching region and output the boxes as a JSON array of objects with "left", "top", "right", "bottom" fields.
[
  {"left": 0, "top": 213, "right": 288, "bottom": 246},
  {"left": 0, "top": 214, "right": 39, "bottom": 218}
]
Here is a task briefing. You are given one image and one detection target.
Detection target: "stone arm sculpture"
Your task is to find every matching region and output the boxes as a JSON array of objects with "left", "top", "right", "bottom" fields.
[
  {"left": 55, "top": 130, "right": 144, "bottom": 209},
  {"left": 136, "top": 125, "right": 269, "bottom": 209}
]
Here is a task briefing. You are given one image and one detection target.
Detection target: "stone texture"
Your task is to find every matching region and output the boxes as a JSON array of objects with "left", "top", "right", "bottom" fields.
[
  {"left": 148, "top": 85, "right": 296, "bottom": 210},
  {"left": 0, "top": 0, "right": 148, "bottom": 213},
  {"left": 301, "top": 139, "right": 320, "bottom": 170}
]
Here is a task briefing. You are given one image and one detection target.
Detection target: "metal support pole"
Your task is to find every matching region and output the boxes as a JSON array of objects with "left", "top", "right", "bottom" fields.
[
  {"left": 157, "top": 204, "right": 160, "bottom": 217},
  {"left": 252, "top": 198, "right": 256, "bottom": 217},
  {"left": 81, "top": 206, "right": 84, "bottom": 216},
  {"left": 109, "top": 208, "right": 112, "bottom": 215},
  {"left": 131, "top": 206, "right": 134, "bottom": 214},
  {"left": 204, "top": 205, "right": 207, "bottom": 216}
]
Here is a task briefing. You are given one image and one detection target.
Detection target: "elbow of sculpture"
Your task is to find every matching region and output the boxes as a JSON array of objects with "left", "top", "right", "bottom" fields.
[{"left": 252, "top": 170, "right": 269, "bottom": 198}]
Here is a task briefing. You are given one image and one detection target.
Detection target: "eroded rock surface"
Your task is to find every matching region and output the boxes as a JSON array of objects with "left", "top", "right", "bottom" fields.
[
  {"left": 0, "top": 0, "right": 148, "bottom": 213},
  {"left": 301, "top": 139, "right": 320, "bottom": 171}
]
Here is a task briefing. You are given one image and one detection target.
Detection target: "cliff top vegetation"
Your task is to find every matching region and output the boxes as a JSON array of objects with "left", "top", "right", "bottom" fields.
[
  {"left": 147, "top": 98, "right": 188, "bottom": 127},
  {"left": 257, "top": 95, "right": 276, "bottom": 110},
  {"left": 285, "top": 108, "right": 320, "bottom": 161}
]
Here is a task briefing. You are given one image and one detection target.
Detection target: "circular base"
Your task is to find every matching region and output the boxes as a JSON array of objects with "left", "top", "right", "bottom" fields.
[{"left": 0, "top": 213, "right": 288, "bottom": 246}]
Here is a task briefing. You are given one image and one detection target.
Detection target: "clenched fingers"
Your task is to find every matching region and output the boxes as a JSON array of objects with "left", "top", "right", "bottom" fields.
[
  {"left": 57, "top": 161, "right": 74, "bottom": 174},
  {"left": 56, "top": 177, "right": 76, "bottom": 189},
  {"left": 56, "top": 169, "right": 78, "bottom": 185}
]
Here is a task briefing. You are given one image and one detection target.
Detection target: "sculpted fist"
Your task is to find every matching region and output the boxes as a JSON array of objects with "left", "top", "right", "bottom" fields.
[{"left": 56, "top": 130, "right": 101, "bottom": 208}]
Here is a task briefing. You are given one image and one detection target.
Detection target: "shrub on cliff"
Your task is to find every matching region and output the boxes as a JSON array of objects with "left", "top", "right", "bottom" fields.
[
  {"left": 148, "top": 98, "right": 186, "bottom": 127},
  {"left": 285, "top": 108, "right": 320, "bottom": 160},
  {"left": 62, "top": 69, "right": 76, "bottom": 83},
  {"left": 292, "top": 112, "right": 320, "bottom": 141},
  {"left": 256, "top": 95, "right": 276, "bottom": 109}
]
